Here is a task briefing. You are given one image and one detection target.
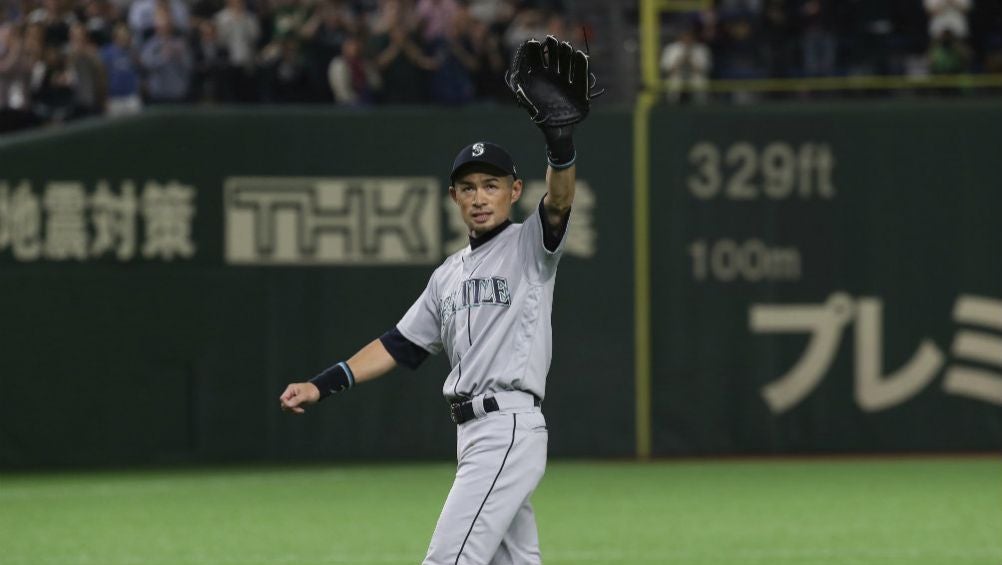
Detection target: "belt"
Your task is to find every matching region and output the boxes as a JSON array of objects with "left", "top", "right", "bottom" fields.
[{"left": 450, "top": 391, "right": 541, "bottom": 425}]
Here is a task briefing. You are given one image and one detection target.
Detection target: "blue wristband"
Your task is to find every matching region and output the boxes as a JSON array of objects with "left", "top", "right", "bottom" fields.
[
  {"left": 547, "top": 149, "right": 576, "bottom": 169},
  {"left": 308, "top": 361, "right": 355, "bottom": 400}
]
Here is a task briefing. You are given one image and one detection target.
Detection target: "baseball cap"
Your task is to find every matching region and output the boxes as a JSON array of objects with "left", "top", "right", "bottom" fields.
[{"left": 449, "top": 142, "right": 519, "bottom": 184}]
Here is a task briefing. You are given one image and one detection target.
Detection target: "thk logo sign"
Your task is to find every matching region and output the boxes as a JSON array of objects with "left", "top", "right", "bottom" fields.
[{"left": 224, "top": 177, "right": 440, "bottom": 265}]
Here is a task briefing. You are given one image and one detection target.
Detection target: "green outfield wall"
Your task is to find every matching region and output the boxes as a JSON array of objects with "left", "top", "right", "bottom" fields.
[
  {"left": 0, "top": 107, "right": 635, "bottom": 467},
  {"left": 0, "top": 102, "right": 999, "bottom": 467},
  {"left": 647, "top": 101, "right": 1002, "bottom": 454}
]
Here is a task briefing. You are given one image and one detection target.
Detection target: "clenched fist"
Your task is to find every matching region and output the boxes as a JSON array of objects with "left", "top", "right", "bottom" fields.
[{"left": 279, "top": 382, "right": 320, "bottom": 414}]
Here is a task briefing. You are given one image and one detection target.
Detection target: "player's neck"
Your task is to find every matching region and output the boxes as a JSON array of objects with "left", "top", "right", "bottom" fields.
[{"left": 469, "top": 220, "right": 512, "bottom": 250}]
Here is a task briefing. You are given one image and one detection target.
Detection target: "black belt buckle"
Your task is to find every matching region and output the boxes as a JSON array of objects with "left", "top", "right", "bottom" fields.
[
  {"left": 449, "top": 398, "right": 469, "bottom": 424},
  {"left": 450, "top": 397, "right": 484, "bottom": 425}
]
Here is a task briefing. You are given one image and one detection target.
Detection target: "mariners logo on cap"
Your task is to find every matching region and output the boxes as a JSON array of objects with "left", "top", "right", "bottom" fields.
[{"left": 472, "top": 143, "right": 485, "bottom": 157}]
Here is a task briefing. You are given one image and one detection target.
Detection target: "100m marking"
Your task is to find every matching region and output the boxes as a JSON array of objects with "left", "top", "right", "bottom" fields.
[{"left": 689, "top": 239, "right": 802, "bottom": 282}]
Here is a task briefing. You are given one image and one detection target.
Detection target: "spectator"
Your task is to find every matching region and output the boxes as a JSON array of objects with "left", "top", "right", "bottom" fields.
[
  {"left": 300, "top": 0, "right": 356, "bottom": 101},
  {"left": 924, "top": 0, "right": 972, "bottom": 41},
  {"left": 139, "top": 8, "right": 193, "bottom": 103},
  {"left": 369, "top": 0, "right": 436, "bottom": 104},
  {"left": 427, "top": 3, "right": 476, "bottom": 105},
  {"left": 487, "top": 0, "right": 521, "bottom": 42},
  {"left": 328, "top": 34, "right": 380, "bottom": 104},
  {"left": 190, "top": 19, "right": 231, "bottom": 102},
  {"left": 714, "top": 13, "right": 763, "bottom": 80},
  {"left": 66, "top": 20, "right": 107, "bottom": 117},
  {"left": 468, "top": 0, "right": 513, "bottom": 26},
  {"left": 661, "top": 26, "right": 711, "bottom": 104},
  {"left": 28, "top": 0, "right": 77, "bottom": 47},
  {"left": 929, "top": 29, "right": 972, "bottom": 74},
  {"left": 260, "top": 34, "right": 309, "bottom": 102},
  {"left": 215, "top": 0, "right": 259, "bottom": 67},
  {"left": 468, "top": 16, "right": 506, "bottom": 103},
  {"left": 129, "top": 0, "right": 190, "bottom": 41},
  {"left": 502, "top": 7, "right": 545, "bottom": 54},
  {"left": 257, "top": 0, "right": 305, "bottom": 100},
  {"left": 214, "top": 0, "right": 259, "bottom": 101},
  {"left": 0, "top": 24, "right": 35, "bottom": 109},
  {"left": 0, "top": 23, "right": 42, "bottom": 131},
  {"left": 264, "top": 0, "right": 311, "bottom": 44},
  {"left": 81, "top": 0, "right": 117, "bottom": 46},
  {"left": 32, "top": 42, "right": 76, "bottom": 122},
  {"left": 415, "top": 0, "right": 460, "bottom": 43},
  {"left": 800, "top": 0, "right": 836, "bottom": 76},
  {"left": 100, "top": 21, "right": 142, "bottom": 115}
]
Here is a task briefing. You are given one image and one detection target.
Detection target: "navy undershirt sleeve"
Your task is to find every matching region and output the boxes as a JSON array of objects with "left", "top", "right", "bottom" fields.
[
  {"left": 538, "top": 197, "right": 571, "bottom": 253},
  {"left": 379, "top": 326, "right": 431, "bottom": 370}
]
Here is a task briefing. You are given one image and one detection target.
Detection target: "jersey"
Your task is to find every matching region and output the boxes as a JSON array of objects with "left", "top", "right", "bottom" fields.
[{"left": 396, "top": 197, "right": 568, "bottom": 401}]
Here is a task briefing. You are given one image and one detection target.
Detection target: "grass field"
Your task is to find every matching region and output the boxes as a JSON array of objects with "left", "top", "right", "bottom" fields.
[{"left": 2, "top": 458, "right": 1000, "bottom": 565}]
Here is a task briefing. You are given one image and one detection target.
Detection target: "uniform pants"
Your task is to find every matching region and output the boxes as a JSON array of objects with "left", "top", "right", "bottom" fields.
[{"left": 424, "top": 398, "right": 548, "bottom": 565}]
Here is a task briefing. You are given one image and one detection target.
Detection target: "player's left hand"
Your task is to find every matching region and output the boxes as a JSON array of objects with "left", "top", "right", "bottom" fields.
[
  {"left": 279, "top": 382, "right": 320, "bottom": 414},
  {"left": 505, "top": 35, "right": 603, "bottom": 129}
]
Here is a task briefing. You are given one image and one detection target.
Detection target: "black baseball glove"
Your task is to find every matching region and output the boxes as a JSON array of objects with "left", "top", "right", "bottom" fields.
[{"left": 505, "top": 35, "right": 603, "bottom": 128}]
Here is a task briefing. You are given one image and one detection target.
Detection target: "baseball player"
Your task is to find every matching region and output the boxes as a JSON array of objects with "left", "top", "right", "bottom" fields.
[{"left": 279, "top": 36, "right": 600, "bottom": 564}]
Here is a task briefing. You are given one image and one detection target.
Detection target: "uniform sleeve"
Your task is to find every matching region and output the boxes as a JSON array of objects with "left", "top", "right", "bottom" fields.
[
  {"left": 518, "top": 195, "right": 570, "bottom": 283},
  {"left": 379, "top": 327, "right": 430, "bottom": 369},
  {"left": 396, "top": 268, "right": 444, "bottom": 355}
]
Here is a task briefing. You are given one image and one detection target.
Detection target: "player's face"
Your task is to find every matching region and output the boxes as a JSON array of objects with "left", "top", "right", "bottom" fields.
[{"left": 450, "top": 172, "right": 523, "bottom": 237}]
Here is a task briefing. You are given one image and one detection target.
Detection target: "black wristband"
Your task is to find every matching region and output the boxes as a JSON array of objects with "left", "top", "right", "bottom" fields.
[
  {"left": 541, "top": 125, "right": 576, "bottom": 169},
  {"left": 308, "top": 361, "right": 355, "bottom": 400}
]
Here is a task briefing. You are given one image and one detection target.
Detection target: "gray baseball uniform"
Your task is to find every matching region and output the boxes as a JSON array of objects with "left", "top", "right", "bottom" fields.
[{"left": 396, "top": 196, "right": 568, "bottom": 564}]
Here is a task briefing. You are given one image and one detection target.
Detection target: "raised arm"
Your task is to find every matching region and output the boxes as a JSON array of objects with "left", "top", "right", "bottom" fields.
[
  {"left": 507, "top": 35, "right": 600, "bottom": 229},
  {"left": 279, "top": 338, "right": 397, "bottom": 414},
  {"left": 542, "top": 163, "right": 575, "bottom": 229}
]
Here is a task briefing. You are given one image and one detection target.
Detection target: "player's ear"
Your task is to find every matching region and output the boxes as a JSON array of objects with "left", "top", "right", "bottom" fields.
[
  {"left": 449, "top": 186, "right": 459, "bottom": 204},
  {"left": 510, "top": 178, "right": 523, "bottom": 203}
]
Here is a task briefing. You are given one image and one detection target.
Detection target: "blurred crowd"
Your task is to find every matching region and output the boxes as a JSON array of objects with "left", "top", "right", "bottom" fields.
[
  {"left": 662, "top": 0, "right": 1002, "bottom": 102},
  {"left": 2, "top": 0, "right": 1000, "bottom": 131},
  {"left": 0, "top": 0, "right": 581, "bottom": 131}
]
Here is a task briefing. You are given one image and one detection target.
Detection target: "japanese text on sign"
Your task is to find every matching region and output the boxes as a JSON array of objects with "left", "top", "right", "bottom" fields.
[
  {"left": 751, "top": 293, "right": 1002, "bottom": 412},
  {"left": 0, "top": 180, "right": 197, "bottom": 262}
]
